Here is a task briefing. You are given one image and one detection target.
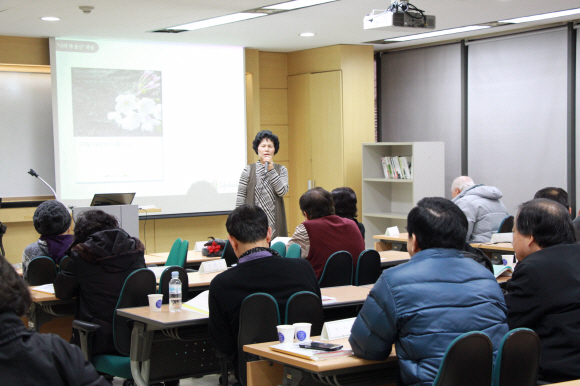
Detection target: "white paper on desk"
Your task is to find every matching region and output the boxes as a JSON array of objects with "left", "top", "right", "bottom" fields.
[
  {"left": 386, "top": 226, "right": 400, "bottom": 236},
  {"left": 194, "top": 241, "right": 207, "bottom": 252},
  {"left": 183, "top": 290, "right": 210, "bottom": 314},
  {"left": 321, "top": 295, "right": 337, "bottom": 305},
  {"left": 491, "top": 232, "right": 513, "bottom": 243},
  {"left": 198, "top": 260, "right": 227, "bottom": 274},
  {"left": 148, "top": 266, "right": 173, "bottom": 280},
  {"left": 271, "top": 237, "right": 291, "bottom": 245},
  {"left": 31, "top": 283, "right": 55, "bottom": 294},
  {"left": 321, "top": 317, "right": 356, "bottom": 341}
]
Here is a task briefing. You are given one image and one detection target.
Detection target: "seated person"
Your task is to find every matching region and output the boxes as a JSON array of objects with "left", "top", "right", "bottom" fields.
[
  {"left": 54, "top": 210, "right": 146, "bottom": 356},
  {"left": 332, "top": 187, "right": 365, "bottom": 239},
  {"left": 451, "top": 176, "right": 509, "bottom": 243},
  {"left": 288, "top": 187, "right": 365, "bottom": 278},
  {"left": 208, "top": 205, "right": 320, "bottom": 375},
  {"left": 534, "top": 187, "right": 580, "bottom": 240},
  {"left": 0, "top": 254, "right": 108, "bottom": 385},
  {"left": 22, "top": 200, "right": 73, "bottom": 277},
  {"left": 505, "top": 198, "right": 580, "bottom": 383},
  {"left": 349, "top": 197, "right": 508, "bottom": 386}
]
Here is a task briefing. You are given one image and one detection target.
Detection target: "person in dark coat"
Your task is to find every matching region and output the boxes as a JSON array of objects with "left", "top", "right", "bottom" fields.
[
  {"left": 54, "top": 209, "right": 146, "bottom": 356},
  {"left": 349, "top": 197, "right": 508, "bottom": 386},
  {"left": 332, "top": 187, "right": 365, "bottom": 239},
  {"left": 505, "top": 198, "right": 580, "bottom": 383},
  {"left": 209, "top": 205, "right": 320, "bottom": 383},
  {"left": 0, "top": 254, "right": 108, "bottom": 385}
]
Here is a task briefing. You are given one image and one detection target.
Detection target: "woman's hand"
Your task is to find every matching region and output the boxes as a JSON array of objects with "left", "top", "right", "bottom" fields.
[{"left": 263, "top": 155, "right": 274, "bottom": 171}]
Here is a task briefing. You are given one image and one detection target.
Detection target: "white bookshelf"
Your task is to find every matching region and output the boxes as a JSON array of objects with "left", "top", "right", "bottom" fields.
[{"left": 362, "top": 142, "right": 445, "bottom": 248}]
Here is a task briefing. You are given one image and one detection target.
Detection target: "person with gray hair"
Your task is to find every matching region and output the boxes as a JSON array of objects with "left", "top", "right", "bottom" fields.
[{"left": 451, "top": 176, "right": 509, "bottom": 243}]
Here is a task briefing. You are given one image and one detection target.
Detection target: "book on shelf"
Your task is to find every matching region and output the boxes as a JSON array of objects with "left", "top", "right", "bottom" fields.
[
  {"left": 380, "top": 156, "right": 413, "bottom": 180},
  {"left": 493, "top": 265, "right": 513, "bottom": 278},
  {"left": 269, "top": 342, "right": 353, "bottom": 361}
]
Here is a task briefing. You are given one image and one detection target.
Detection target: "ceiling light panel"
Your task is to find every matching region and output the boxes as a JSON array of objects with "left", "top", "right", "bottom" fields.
[
  {"left": 263, "top": 0, "right": 337, "bottom": 11},
  {"left": 498, "top": 8, "right": 580, "bottom": 24},
  {"left": 385, "top": 25, "right": 490, "bottom": 42},
  {"left": 169, "top": 13, "right": 266, "bottom": 31}
]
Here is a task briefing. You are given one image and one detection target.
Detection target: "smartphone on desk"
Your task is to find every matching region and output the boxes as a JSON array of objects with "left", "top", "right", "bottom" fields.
[{"left": 299, "top": 341, "right": 343, "bottom": 351}]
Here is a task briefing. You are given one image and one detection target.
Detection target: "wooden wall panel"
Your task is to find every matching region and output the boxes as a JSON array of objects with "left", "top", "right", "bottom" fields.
[
  {"left": 0, "top": 36, "right": 49, "bottom": 66},
  {"left": 288, "top": 45, "right": 342, "bottom": 76},
  {"left": 2, "top": 221, "right": 38, "bottom": 264},
  {"left": 246, "top": 49, "right": 261, "bottom": 165},
  {"left": 153, "top": 215, "right": 229, "bottom": 253},
  {"left": 260, "top": 89, "right": 288, "bottom": 125},
  {"left": 288, "top": 74, "right": 312, "bottom": 230},
  {"left": 259, "top": 52, "right": 288, "bottom": 89},
  {"left": 340, "top": 45, "right": 375, "bottom": 215}
]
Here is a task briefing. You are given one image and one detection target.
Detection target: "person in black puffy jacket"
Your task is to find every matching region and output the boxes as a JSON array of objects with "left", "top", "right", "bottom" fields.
[
  {"left": 0, "top": 254, "right": 108, "bottom": 385},
  {"left": 54, "top": 209, "right": 146, "bottom": 355},
  {"left": 349, "top": 197, "right": 508, "bottom": 386}
]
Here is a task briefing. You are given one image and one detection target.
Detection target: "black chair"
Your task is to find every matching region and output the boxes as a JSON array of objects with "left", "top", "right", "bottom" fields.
[
  {"left": 432, "top": 331, "right": 493, "bottom": 386},
  {"left": 73, "top": 268, "right": 157, "bottom": 383},
  {"left": 237, "top": 293, "right": 280, "bottom": 386},
  {"left": 355, "top": 249, "right": 381, "bottom": 286},
  {"left": 26, "top": 256, "right": 57, "bottom": 286},
  {"left": 158, "top": 266, "right": 189, "bottom": 304},
  {"left": 498, "top": 215, "right": 515, "bottom": 234},
  {"left": 222, "top": 240, "right": 238, "bottom": 267},
  {"left": 318, "top": 251, "right": 353, "bottom": 288},
  {"left": 492, "top": 328, "right": 540, "bottom": 386},
  {"left": 285, "top": 291, "right": 324, "bottom": 336},
  {"left": 58, "top": 255, "right": 70, "bottom": 272}
]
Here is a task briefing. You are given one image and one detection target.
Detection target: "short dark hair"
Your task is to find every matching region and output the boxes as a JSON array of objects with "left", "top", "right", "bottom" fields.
[
  {"left": 407, "top": 197, "right": 468, "bottom": 250},
  {"left": 332, "top": 187, "right": 358, "bottom": 220},
  {"left": 0, "top": 255, "right": 31, "bottom": 316},
  {"left": 74, "top": 210, "right": 119, "bottom": 244},
  {"left": 299, "top": 187, "right": 335, "bottom": 220},
  {"left": 516, "top": 198, "right": 576, "bottom": 248},
  {"left": 534, "top": 187, "right": 569, "bottom": 210},
  {"left": 226, "top": 205, "right": 269, "bottom": 243},
  {"left": 252, "top": 130, "right": 280, "bottom": 155}
]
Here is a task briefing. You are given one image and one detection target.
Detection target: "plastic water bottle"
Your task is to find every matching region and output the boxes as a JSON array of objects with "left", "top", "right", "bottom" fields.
[{"left": 168, "top": 271, "right": 182, "bottom": 312}]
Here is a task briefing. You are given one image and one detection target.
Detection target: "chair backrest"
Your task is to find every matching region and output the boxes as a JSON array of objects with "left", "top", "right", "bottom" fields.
[
  {"left": 113, "top": 268, "right": 157, "bottom": 356},
  {"left": 222, "top": 240, "right": 238, "bottom": 267},
  {"left": 285, "top": 291, "right": 324, "bottom": 336},
  {"left": 26, "top": 256, "right": 57, "bottom": 286},
  {"left": 286, "top": 243, "right": 301, "bottom": 258},
  {"left": 318, "top": 251, "right": 353, "bottom": 288},
  {"left": 175, "top": 239, "right": 189, "bottom": 268},
  {"left": 432, "top": 331, "right": 493, "bottom": 386},
  {"left": 355, "top": 249, "right": 381, "bottom": 286},
  {"left": 270, "top": 241, "right": 286, "bottom": 257},
  {"left": 165, "top": 238, "right": 183, "bottom": 266},
  {"left": 498, "top": 215, "right": 514, "bottom": 234},
  {"left": 58, "top": 255, "right": 71, "bottom": 272},
  {"left": 492, "top": 328, "right": 540, "bottom": 386},
  {"left": 237, "top": 293, "right": 280, "bottom": 386},
  {"left": 158, "top": 266, "right": 189, "bottom": 304}
]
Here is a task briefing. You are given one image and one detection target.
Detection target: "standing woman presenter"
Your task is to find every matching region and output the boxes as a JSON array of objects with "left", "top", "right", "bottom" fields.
[{"left": 236, "top": 130, "right": 289, "bottom": 237}]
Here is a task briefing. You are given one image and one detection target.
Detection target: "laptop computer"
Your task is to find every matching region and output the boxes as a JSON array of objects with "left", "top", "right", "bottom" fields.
[{"left": 90, "top": 193, "right": 136, "bottom": 206}]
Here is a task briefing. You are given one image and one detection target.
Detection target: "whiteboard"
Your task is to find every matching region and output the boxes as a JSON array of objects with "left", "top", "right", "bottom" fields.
[{"left": 0, "top": 71, "right": 55, "bottom": 198}]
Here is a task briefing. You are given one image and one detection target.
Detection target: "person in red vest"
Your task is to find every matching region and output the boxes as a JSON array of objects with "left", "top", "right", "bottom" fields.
[{"left": 288, "top": 187, "right": 365, "bottom": 279}]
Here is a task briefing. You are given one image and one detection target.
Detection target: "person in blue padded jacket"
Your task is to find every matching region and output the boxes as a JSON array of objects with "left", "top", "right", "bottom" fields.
[{"left": 349, "top": 197, "right": 508, "bottom": 386}]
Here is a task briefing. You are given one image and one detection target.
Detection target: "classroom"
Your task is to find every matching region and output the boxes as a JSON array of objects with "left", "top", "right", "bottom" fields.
[{"left": 1, "top": 1, "right": 580, "bottom": 385}]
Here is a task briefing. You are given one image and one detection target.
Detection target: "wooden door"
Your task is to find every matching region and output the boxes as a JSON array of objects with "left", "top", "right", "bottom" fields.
[{"left": 310, "top": 71, "right": 344, "bottom": 192}]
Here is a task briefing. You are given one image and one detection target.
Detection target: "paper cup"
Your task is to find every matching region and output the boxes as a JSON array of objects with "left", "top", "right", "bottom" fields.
[
  {"left": 148, "top": 294, "right": 163, "bottom": 312},
  {"left": 293, "top": 323, "right": 312, "bottom": 342},
  {"left": 277, "top": 325, "right": 295, "bottom": 346}
]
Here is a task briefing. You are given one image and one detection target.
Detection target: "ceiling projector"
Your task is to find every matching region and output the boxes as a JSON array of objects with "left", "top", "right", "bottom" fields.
[{"left": 364, "top": 1, "right": 435, "bottom": 31}]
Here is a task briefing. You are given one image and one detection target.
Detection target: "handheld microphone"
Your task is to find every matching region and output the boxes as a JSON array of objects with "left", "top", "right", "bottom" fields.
[{"left": 265, "top": 161, "right": 269, "bottom": 171}]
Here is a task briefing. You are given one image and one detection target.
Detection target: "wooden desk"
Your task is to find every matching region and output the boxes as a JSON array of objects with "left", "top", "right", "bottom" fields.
[
  {"left": 321, "top": 286, "right": 370, "bottom": 308},
  {"left": 551, "top": 381, "right": 580, "bottom": 385},
  {"left": 373, "top": 233, "right": 408, "bottom": 251},
  {"left": 244, "top": 337, "right": 397, "bottom": 386},
  {"left": 28, "top": 288, "right": 74, "bottom": 331},
  {"left": 144, "top": 250, "right": 220, "bottom": 266},
  {"left": 379, "top": 250, "right": 409, "bottom": 268}
]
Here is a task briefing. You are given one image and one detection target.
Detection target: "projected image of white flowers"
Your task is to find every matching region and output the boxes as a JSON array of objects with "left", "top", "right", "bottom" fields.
[{"left": 71, "top": 68, "right": 163, "bottom": 137}]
